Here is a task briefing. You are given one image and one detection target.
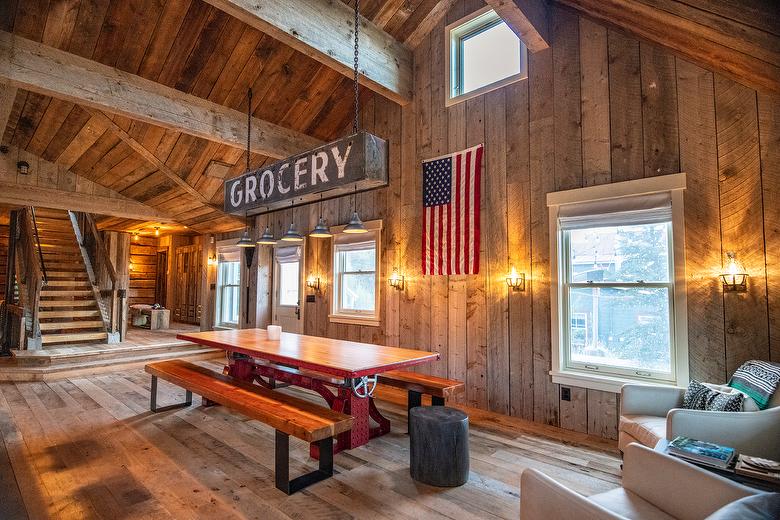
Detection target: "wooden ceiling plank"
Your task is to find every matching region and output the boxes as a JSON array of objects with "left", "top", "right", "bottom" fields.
[
  {"left": 202, "top": 0, "right": 414, "bottom": 105},
  {"left": 0, "top": 31, "right": 322, "bottom": 159},
  {"left": 373, "top": 0, "right": 408, "bottom": 28},
  {"left": 554, "top": 0, "right": 780, "bottom": 94},
  {"left": 55, "top": 113, "right": 111, "bottom": 169},
  {"left": 0, "top": 83, "right": 17, "bottom": 143},
  {"left": 26, "top": 97, "right": 74, "bottom": 156},
  {"left": 484, "top": 0, "right": 551, "bottom": 53},
  {"left": 66, "top": 0, "right": 110, "bottom": 57},
  {"left": 403, "top": 0, "right": 459, "bottom": 49},
  {"left": 41, "top": 104, "right": 90, "bottom": 162}
]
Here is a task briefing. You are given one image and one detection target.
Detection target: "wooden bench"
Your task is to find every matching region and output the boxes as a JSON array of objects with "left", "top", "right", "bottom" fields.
[
  {"left": 145, "top": 359, "right": 353, "bottom": 494},
  {"left": 377, "top": 370, "right": 465, "bottom": 412}
]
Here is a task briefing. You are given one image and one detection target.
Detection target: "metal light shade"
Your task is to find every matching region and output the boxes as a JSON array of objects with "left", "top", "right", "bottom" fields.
[
  {"left": 257, "top": 226, "right": 277, "bottom": 245},
  {"left": 343, "top": 211, "right": 368, "bottom": 234},
  {"left": 309, "top": 217, "right": 333, "bottom": 238},
  {"left": 236, "top": 229, "right": 255, "bottom": 248},
  {"left": 281, "top": 223, "right": 304, "bottom": 242}
]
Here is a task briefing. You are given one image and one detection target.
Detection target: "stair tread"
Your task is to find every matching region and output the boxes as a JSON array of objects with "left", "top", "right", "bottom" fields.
[
  {"left": 39, "top": 301, "right": 98, "bottom": 308},
  {"left": 41, "top": 332, "right": 108, "bottom": 344},
  {"left": 39, "top": 310, "right": 102, "bottom": 318},
  {"left": 40, "top": 321, "right": 105, "bottom": 331}
]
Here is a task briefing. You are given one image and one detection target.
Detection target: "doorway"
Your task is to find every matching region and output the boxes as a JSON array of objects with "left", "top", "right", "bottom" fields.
[
  {"left": 272, "top": 244, "right": 304, "bottom": 334},
  {"left": 154, "top": 249, "right": 168, "bottom": 306}
]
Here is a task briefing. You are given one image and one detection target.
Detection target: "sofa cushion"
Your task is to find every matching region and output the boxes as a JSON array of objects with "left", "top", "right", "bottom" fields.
[
  {"left": 619, "top": 415, "right": 666, "bottom": 449},
  {"left": 590, "top": 488, "right": 675, "bottom": 520},
  {"left": 684, "top": 380, "right": 744, "bottom": 412},
  {"left": 706, "top": 493, "right": 780, "bottom": 519}
]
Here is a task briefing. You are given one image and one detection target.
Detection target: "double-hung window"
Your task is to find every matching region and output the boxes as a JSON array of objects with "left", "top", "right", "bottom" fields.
[
  {"left": 215, "top": 247, "right": 240, "bottom": 328},
  {"left": 548, "top": 174, "right": 689, "bottom": 392},
  {"left": 330, "top": 220, "right": 382, "bottom": 326},
  {"left": 446, "top": 7, "right": 528, "bottom": 106}
]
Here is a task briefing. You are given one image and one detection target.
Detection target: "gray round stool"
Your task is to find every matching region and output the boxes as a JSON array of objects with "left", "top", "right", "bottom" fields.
[{"left": 409, "top": 406, "right": 469, "bottom": 487}]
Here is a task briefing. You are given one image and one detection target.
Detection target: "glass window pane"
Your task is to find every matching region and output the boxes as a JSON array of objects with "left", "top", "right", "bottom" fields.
[
  {"left": 221, "top": 286, "right": 239, "bottom": 325},
  {"left": 462, "top": 21, "right": 521, "bottom": 93},
  {"left": 568, "top": 223, "right": 670, "bottom": 283},
  {"left": 342, "top": 248, "right": 376, "bottom": 272},
  {"left": 278, "top": 261, "right": 299, "bottom": 306},
  {"left": 568, "top": 286, "right": 672, "bottom": 373},
  {"left": 341, "top": 273, "right": 376, "bottom": 311}
]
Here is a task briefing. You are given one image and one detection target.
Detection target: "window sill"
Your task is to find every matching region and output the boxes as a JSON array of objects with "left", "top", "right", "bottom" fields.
[
  {"left": 550, "top": 370, "right": 678, "bottom": 394},
  {"left": 328, "top": 314, "right": 380, "bottom": 327}
]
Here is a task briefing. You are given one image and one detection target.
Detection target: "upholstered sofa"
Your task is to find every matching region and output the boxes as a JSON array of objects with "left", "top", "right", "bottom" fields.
[
  {"left": 521, "top": 443, "right": 759, "bottom": 520},
  {"left": 619, "top": 383, "right": 780, "bottom": 459}
]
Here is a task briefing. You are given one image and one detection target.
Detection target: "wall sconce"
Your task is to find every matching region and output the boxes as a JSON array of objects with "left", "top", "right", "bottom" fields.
[
  {"left": 306, "top": 275, "right": 321, "bottom": 292},
  {"left": 207, "top": 255, "right": 217, "bottom": 267},
  {"left": 720, "top": 252, "right": 748, "bottom": 292},
  {"left": 388, "top": 268, "right": 404, "bottom": 291},
  {"left": 133, "top": 232, "right": 139, "bottom": 241},
  {"left": 128, "top": 262, "right": 134, "bottom": 272},
  {"left": 506, "top": 266, "right": 526, "bottom": 291},
  {"left": 154, "top": 226, "right": 160, "bottom": 236},
  {"left": 17, "top": 161, "right": 29, "bottom": 175}
]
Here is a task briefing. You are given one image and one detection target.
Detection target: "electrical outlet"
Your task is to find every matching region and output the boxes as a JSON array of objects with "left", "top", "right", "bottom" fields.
[{"left": 561, "top": 387, "right": 571, "bottom": 401}]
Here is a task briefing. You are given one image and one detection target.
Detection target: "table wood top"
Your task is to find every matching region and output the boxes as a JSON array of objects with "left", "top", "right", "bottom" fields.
[{"left": 177, "top": 329, "right": 439, "bottom": 378}]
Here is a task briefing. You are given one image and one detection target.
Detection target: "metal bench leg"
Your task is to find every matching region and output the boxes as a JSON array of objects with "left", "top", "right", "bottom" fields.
[
  {"left": 150, "top": 375, "right": 193, "bottom": 413},
  {"left": 275, "top": 431, "right": 334, "bottom": 495},
  {"left": 432, "top": 396, "right": 445, "bottom": 406}
]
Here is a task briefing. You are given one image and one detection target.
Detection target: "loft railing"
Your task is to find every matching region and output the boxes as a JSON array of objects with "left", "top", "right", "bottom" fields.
[{"left": 70, "top": 211, "right": 120, "bottom": 339}]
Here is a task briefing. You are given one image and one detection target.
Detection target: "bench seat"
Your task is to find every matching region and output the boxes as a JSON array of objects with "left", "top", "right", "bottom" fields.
[
  {"left": 145, "top": 359, "right": 352, "bottom": 493},
  {"left": 378, "top": 370, "right": 465, "bottom": 407}
]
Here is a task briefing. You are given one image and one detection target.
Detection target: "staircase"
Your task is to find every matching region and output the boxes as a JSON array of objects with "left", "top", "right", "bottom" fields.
[{"left": 33, "top": 209, "right": 109, "bottom": 346}]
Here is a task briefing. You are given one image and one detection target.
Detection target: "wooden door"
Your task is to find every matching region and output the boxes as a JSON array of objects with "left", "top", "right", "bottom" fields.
[
  {"left": 173, "top": 244, "right": 202, "bottom": 324},
  {"left": 154, "top": 250, "right": 167, "bottom": 306}
]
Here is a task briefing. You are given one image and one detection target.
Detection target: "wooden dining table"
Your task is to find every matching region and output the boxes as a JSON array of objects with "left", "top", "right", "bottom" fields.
[{"left": 177, "top": 328, "right": 439, "bottom": 455}]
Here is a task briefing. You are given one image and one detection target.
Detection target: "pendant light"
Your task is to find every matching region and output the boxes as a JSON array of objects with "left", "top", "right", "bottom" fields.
[
  {"left": 236, "top": 89, "right": 257, "bottom": 249},
  {"left": 309, "top": 195, "right": 332, "bottom": 238},
  {"left": 281, "top": 201, "right": 304, "bottom": 242},
  {"left": 343, "top": 185, "right": 367, "bottom": 234},
  {"left": 342, "top": 7, "right": 367, "bottom": 235},
  {"left": 257, "top": 225, "right": 276, "bottom": 245}
]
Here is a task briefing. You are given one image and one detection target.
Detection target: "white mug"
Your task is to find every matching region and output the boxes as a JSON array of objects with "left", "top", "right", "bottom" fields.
[{"left": 267, "top": 325, "right": 282, "bottom": 340}]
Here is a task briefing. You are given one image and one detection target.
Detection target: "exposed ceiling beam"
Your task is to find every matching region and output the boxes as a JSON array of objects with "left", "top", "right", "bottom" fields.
[
  {"left": 0, "top": 82, "right": 17, "bottom": 142},
  {"left": 485, "top": 0, "right": 550, "bottom": 53},
  {"left": 0, "top": 31, "right": 323, "bottom": 159},
  {"left": 202, "top": 0, "right": 413, "bottom": 105},
  {"left": 554, "top": 0, "right": 780, "bottom": 94},
  {"left": 87, "top": 110, "right": 234, "bottom": 214},
  {"left": 404, "top": 0, "right": 460, "bottom": 49}
]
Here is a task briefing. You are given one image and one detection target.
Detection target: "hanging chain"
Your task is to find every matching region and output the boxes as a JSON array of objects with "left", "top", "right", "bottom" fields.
[
  {"left": 352, "top": 0, "right": 360, "bottom": 135},
  {"left": 246, "top": 88, "right": 253, "bottom": 172}
]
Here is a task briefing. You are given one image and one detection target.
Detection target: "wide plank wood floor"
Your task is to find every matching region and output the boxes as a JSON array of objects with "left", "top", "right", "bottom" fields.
[{"left": 0, "top": 361, "right": 622, "bottom": 519}]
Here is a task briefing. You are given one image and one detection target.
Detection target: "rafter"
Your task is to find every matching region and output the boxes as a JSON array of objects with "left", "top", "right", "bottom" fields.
[
  {"left": 0, "top": 82, "right": 17, "bottom": 142},
  {"left": 484, "top": 0, "right": 550, "bottom": 53},
  {"left": 202, "top": 0, "right": 413, "bottom": 105},
  {"left": 0, "top": 31, "right": 323, "bottom": 160}
]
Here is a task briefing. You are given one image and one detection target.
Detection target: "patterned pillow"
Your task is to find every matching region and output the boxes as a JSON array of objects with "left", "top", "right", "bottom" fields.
[{"left": 683, "top": 380, "right": 744, "bottom": 412}]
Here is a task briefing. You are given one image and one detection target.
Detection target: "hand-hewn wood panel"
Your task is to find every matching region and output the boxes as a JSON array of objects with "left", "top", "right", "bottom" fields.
[
  {"left": 579, "top": 17, "right": 611, "bottom": 187},
  {"left": 608, "top": 30, "right": 643, "bottom": 182},
  {"left": 640, "top": 42, "right": 679, "bottom": 178}
]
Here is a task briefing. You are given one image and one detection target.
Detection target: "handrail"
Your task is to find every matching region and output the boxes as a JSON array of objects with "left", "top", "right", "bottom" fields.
[
  {"left": 29, "top": 207, "right": 48, "bottom": 286},
  {"left": 14, "top": 208, "right": 45, "bottom": 348}
]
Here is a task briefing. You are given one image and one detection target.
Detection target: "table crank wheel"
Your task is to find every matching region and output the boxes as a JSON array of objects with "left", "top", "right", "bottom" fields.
[{"left": 351, "top": 375, "right": 378, "bottom": 398}]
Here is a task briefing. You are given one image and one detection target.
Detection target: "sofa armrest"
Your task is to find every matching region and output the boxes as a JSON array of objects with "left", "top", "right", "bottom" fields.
[
  {"left": 667, "top": 406, "right": 780, "bottom": 459},
  {"left": 622, "top": 443, "right": 755, "bottom": 519},
  {"left": 520, "top": 469, "right": 625, "bottom": 520},
  {"left": 620, "top": 384, "right": 685, "bottom": 417}
]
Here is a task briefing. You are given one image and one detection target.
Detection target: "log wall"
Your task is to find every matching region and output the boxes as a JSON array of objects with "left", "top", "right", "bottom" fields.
[{"left": 234, "top": 2, "right": 779, "bottom": 439}]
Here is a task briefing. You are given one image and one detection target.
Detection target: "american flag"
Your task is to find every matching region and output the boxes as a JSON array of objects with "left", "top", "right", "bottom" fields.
[{"left": 422, "top": 144, "right": 483, "bottom": 275}]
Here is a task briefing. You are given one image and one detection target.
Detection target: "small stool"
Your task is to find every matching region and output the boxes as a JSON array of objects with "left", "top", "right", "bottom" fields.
[{"left": 409, "top": 406, "right": 469, "bottom": 487}]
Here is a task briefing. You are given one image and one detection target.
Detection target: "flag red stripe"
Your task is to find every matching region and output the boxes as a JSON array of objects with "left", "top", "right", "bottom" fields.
[
  {"left": 455, "top": 154, "right": 461, "bottom": 275},
  {"left": 464, "top": 150, "right": 471, "bottom": 274}
]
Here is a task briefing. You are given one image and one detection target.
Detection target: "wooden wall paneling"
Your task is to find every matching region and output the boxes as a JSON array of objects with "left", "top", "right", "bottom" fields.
[
  {"left": 465, "top": 94, "right": 488, "bottom": 409},
  {"left": 640, "top": 42, "right": 680, "bottom": 178},
  {"left": 303, "top": 204, "right": 319, "bottom": 336},
  {"left": 413, "top": 33, "right": 433, "bottom": 372},
  {"left": 714, "top": 76, "right": 770, "bottom": 375},
  {"left": 200, "top": 233, "right": 215, "bottom": 331},
  {"left": 587, "top": 389, "right": 618, "bottom": 440},
  {"left": 429, "top": 19, "right": 450, "bottom": 378},
  {"left": 676, "top": 59, "right": 726, "bottom": 382},
  {"left": 560, "top": 386, "right": 588, "bottom": 433},
  {"left": 608, "top": 30, "right": 644, "bottom": 182},
  {"left": 128, "top": 235, "right": 158, "bottom": 307},
  {"left": 485, "top": 87, "right": 510, "bottom": 414},
  {"left": 254, "top": 218, "right": 272, "bottom": 330},
  {"left": 579, "top": 17, "right": 611, "bottom": 187},
  {"left": 529, "top": 47, "right": 559, "bottom": 426},
  {"left": 506, "top": 79, "right": 534, "bottom": 420},
  {"left": 758, "top": 93, "right": 780, "bottom": 363},
  {"left": 382, "top": 98, "right": 403, "bottom": 348},
  {"left": 552, "top": 7, "right": 583, "bottom": 192}
]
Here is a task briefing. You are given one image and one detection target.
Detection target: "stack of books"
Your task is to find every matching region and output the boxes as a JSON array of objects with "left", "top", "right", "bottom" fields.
[{"left": 667, "top": 436, "right": 736, "bottom": 469}]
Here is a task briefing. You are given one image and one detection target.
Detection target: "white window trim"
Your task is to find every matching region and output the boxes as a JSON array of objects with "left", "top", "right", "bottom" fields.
[
  {"left": 329, "top": 219, "right": 382, "bottom": 327},
  {"left": 215, "top": 239, "right": 242, "bottom": 330},
  {"left": 547, "top": 173, "right": 689, "bottom": 393},
  {"left": 445, "top": 6, "right": 528, "bottom": 107}
]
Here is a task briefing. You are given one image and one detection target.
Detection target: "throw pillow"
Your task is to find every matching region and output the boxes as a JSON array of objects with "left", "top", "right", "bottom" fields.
[
  {"left": 728, "top": 360, "right": 780, "bottom": 410},
  {"left": 706, "top": 493, "right": 780, "bottom": 520},
  {"left": 703, "top": 382, "right": 760, "bottom": 411},
  {"left": 683, "top": 380, "right": 744, "bottom": 412}
]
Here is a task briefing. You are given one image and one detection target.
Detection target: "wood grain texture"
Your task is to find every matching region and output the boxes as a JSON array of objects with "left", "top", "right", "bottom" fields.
[
  {"left": 714, "top": 76, "right": 770, "bottom": 375},
  {"left": 145, "top": 359, "right": 353, "bottom": 442},
  {"left": 578, "top": 17, "right": 611, "bottom": 186},
  {"left": 377, "top": 369, "right": 465, "bottom": 398},
  {"left": 484, "top": 0, "right": 550, "bottom": 53},
  {"left": 640, "top": 42, "right": 679, "bottom": 178},
  {"left": 608, "top": 30, "right": 643, "bottom": 182}
]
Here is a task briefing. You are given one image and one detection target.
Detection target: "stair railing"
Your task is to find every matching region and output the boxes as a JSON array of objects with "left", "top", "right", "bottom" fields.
[
  {"left": 29, "top": 207, "right": 48, "bottom": 286},
  {"left": 70, "top": 211, "right": 119, "bottom": 338},
  {"left": 11, "top": 208, "right": 46, "bottom": 349}
]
